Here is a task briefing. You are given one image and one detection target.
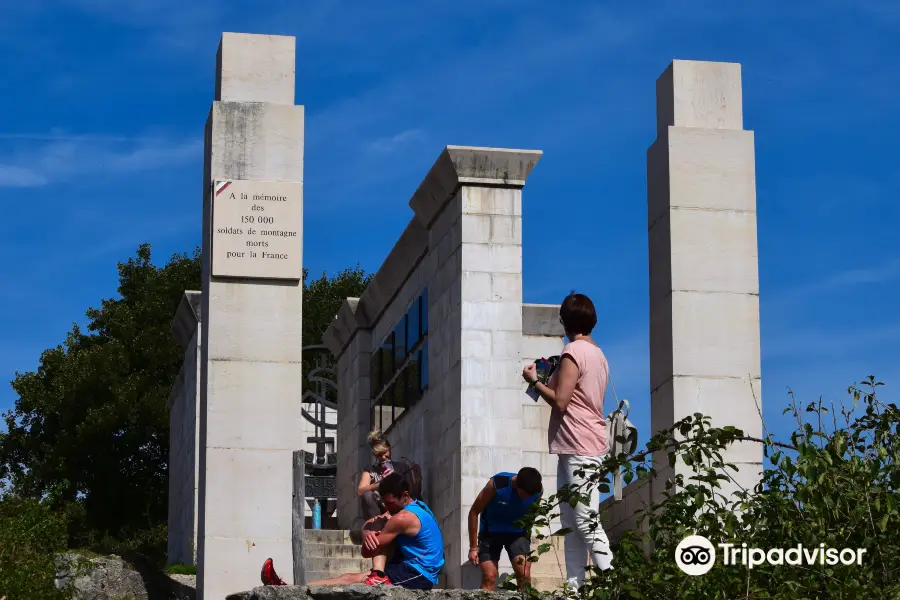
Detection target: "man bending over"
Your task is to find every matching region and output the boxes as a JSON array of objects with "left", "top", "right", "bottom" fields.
[
  {"left": 468, "top": 467, "right": 543, "bottom": 590},
  {"left": 309, "top": 473, "right": 444, "bottom": 590}
]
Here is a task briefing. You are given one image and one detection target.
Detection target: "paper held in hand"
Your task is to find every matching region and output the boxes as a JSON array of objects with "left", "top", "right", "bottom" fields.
[{"left": 526, "top": 355, "right": 560, "bottom": 402}]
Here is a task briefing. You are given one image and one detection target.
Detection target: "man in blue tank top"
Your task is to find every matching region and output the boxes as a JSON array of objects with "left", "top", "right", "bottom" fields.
[
  {"left": 468, "top": 467, "right": 543, "bottom": 590},
  {"left": 308, "top": 473, "right": 444, "bottom": 590}
]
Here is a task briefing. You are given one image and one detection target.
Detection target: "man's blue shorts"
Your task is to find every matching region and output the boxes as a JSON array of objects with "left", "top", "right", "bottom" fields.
[{"left": 384, "top": 557, "right": 434, "bottom": 590}]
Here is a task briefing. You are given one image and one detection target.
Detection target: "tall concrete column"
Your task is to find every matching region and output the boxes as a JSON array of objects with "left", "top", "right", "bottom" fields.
[
  {"left": 325, "top": 299, "right": 373, "bottom": 531},
  {"left": 647, "top": 60, "right": 763, "bottom": 502},
  {"left": 197, "top": 33, "right": 305, "bottom": 599}
]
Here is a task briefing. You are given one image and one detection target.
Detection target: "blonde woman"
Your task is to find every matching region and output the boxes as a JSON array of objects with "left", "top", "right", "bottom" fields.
[{"left": 358, "top": 430, "right": 395, "bottom": 519}]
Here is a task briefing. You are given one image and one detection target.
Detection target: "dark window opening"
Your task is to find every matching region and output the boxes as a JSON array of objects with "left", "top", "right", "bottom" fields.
[{"left": 371, "top": 289, "right": 429, "bottom": 431}]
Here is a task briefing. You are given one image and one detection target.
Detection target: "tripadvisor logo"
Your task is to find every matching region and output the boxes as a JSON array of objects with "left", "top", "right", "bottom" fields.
[{"left": 675, "top": 535, "right": 868, "bottom": 576}]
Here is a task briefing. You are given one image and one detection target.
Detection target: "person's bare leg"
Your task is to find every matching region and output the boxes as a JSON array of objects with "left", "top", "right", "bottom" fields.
[
  {"left": 362, "top": 516, "right": 389, "bottom": 569},
  {"left": 308, "top": 572, "right": 369, "bottom": 586},
  {"left": 309, "top": 542, "right": 394, "bottom": 585},
  {"left": 309, "top": 540, "right": 395, "bottom": 586},
  {"left": 511, "top": 554, "right": 532, "bottom": 589},
  {"left": 371, "top": 541, "right": 395, "bottom": 572},
  {"left": 479, "top": 560, "right": 499, "bottom": 591}
]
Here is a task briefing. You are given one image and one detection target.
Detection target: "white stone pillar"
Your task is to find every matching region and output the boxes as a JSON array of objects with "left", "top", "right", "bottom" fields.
[
  {"left": 408, "top": 147, "right": 541, "bottom": 588},
  {"left": 324, "top": 298, "right": 372, "bottom": 531},
  {"left": 196, "top": 33, "right": 305, "bottom": 599},
  {"left": 647, "top": 60, "right": 763, "bottom": 502}
]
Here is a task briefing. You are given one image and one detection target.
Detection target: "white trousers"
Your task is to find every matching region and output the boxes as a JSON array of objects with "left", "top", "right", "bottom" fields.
[{"left": 556, "top": 454, "right": 613, "bottom": 587}]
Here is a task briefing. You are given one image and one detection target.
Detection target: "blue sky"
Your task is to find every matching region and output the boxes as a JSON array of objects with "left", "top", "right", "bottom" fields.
[{"left": 1, "top": 1, "right": 898, "bottom": 453}]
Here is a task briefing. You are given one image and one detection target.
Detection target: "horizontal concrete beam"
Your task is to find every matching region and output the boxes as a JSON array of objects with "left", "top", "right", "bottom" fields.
[
  {"left": 410, "top": 146, "right": 542, "bottom": 228},
  {"left": 322, "top": 219, "right": 429, "bottom": 358},
  {"left": 354, "top": 219, "right": 429, "bottom": 329},
  {"left": 323, "top": 145, "right": 542, "bottom": 358},
  {"left": 322, "top": 298, "right": 360, "bottom": 356},
  {"left": 172, "top": 290, "right": 202, "bottom": 348},
  {"left": 522, "top": 303, "right": 564, "bottom": 337}
]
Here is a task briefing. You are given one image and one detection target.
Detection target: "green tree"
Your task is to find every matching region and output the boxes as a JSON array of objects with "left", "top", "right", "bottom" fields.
[
  {"left": 0, "top": 244, "right": 202, "bottom": 550},
  {"left": 301, "top": 265, "right": 373, "bottom": 395},
  {"left": 0, "top": 244, "right": 371, "bottom": 560},
  {"left": 517, "top": 377, "right": 900, "bottom": 599}
]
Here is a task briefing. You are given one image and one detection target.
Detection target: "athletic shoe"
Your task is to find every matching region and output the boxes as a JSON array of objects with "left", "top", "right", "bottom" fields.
[
  {"left": 364, "top": 569, "right": 391, "bottom": 586},
  {"left": 260, "top": 558, "right": 287, "bottom": 586}
]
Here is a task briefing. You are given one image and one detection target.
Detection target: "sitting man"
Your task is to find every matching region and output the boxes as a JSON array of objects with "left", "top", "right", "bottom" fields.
[
  {"left": 309, "top": 473, "right": 444, "bottom": 590},
  {"left": 467, "top": 467, "right": 543, "bottom": 591}
]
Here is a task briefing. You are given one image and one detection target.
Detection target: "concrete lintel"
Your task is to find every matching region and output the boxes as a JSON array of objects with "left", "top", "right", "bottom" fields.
[
  {"left": 215, "top": 32, "right": 296, "bottom": 104},
  {"left": 522, "top": 303, "right": 564, "bottom": 337},
  {"left": 410, "top": 146, "right": 542, "bottom": 227},
  {"left": 172, "top": 290, "right": 202, "bottom": 349},
  {"left": 353, "top": 218, "right": 428, "bottom": 332},
  {"left": 322, "top": 298, "right": 361, "bottom": 357},
  {"left": 656, "top": 59, "right": 744, "bottom": 135}
]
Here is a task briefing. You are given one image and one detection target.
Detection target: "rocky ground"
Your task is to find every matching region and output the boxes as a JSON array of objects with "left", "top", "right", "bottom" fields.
[
  {"left": 227, "top": 584, "right": 522, "bottom": 600},
  {"left": 55, "top": 553, "right": 196, "bottom": 600},
  {"left": 54, "top": 556, "right": 527, "bottom": 600}
]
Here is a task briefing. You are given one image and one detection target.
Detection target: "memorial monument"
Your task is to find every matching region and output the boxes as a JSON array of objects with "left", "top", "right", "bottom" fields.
[
  {"left": 166, "top": 29, "right": 764, "bottom": 594},
  {"left": 323, "top": 61, "right": 763, "bottom": 586}
]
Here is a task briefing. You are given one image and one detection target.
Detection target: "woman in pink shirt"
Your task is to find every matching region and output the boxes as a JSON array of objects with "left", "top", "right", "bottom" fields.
[{"left": 522, "top": 292, "right": 612, "bottom": 586}]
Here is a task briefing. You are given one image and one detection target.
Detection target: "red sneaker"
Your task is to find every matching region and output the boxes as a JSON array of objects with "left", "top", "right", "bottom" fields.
[
  {"left": 260, "top": 558, "right": 287, "bottom": 586},
  {"left": 364, "top": 569, "right": 391, "bottom": 586}
]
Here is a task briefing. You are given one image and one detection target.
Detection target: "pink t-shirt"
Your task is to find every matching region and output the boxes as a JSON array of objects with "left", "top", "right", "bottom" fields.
[{"left": 547, "top": 340, "right": 609, "bottom": 456}]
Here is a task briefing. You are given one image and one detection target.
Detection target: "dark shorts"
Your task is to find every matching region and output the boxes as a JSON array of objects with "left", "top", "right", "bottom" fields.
[
  {"left": 478, "top": 532, "right": 531, "bottom": 565},
  {"left": 384, "top": 557, "right": 434, "bottom": 590}
]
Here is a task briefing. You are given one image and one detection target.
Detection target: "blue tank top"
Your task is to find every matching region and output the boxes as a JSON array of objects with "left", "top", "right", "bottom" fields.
[
  {"left": 480, "top": 472, "right": 541, "bottom": 534},
  {"left": 395, "top": 500, "right": 444, "bottom": 583}
]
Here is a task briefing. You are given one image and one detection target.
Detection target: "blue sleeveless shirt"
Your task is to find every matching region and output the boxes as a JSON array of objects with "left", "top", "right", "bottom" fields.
[
  {"left": 395, "top": 500, "right": 444, "bottom": 583},
  {"left": 480, "top": 472, "right": 541, "bottom": 534}
]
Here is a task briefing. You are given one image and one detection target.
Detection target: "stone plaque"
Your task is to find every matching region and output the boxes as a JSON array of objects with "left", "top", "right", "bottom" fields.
[{"left": 211, "top": 179, "right": 303, "bottom": 279}]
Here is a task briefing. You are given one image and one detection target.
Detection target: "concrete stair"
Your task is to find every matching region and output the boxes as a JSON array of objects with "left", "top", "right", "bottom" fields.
[
  {"left": 302, "top": 529, "right": 370, "bottom": 583},
  {"left": 301, "top": 529, "right": 566, "bottom": 592}
]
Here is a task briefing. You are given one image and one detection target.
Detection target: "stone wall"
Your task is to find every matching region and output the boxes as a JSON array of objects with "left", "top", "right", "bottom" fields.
[{"left": 168, "top": 291, "right": 202, "bottom": 566}]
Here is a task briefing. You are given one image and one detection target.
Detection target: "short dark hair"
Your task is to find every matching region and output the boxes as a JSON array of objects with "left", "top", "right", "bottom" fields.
[
  {"left": 516, "top": 467, "right": 542, "bottom": 496},
  {"left": 379, "top": 473, "right": 409, "bottom": 499},
  {"left": 560, "top": 292, "right": 597, "bottom": 336}
]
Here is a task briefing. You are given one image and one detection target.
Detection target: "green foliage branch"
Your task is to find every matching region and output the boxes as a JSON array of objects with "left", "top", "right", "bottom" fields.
[{"left": 509, "top": 377, "right": 900, "bottom": 600}]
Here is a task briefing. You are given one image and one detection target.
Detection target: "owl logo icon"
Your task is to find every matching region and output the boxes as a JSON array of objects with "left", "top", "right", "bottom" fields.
[{"left": 675, "top": 535, "right": 716, "bottom": 576}]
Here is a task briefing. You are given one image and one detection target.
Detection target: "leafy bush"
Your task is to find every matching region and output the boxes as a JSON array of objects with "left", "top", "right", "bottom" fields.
[
  {"left": 518, "top": 377, "right": 900, "bottom": 599},
  {"left": 0, "top": 493, "right": 69, "bottom": 600}
]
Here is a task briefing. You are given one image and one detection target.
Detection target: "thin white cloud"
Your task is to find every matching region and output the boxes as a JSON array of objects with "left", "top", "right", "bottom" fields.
[
  {"left": 364, "top": 129, "right": 426, "bottom": 155},
  {"left": 769, "top": 256, "right": 900, "bottom": 307},
  {"left": 0, "top": 165, "right": 48, "bottom": 188},
  {"left": 764, "top": 320, "right": 900, "bottom": 362},
  {"left": 0, "top": 135, "right": 201, "bottom": 188}
]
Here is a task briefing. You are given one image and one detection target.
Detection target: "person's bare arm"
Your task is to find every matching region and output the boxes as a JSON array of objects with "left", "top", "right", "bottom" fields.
[
  {"left": 363, "top": 511, "right": 417, "bottom": 551},
  {"left": 524, "top": 355, "right": 578, "bottom": 413},
  {"left": 362, "top": 512, "right": 391, "bottom": 530},
  {"left": 467, "top": 479, "right": 496, "bottom": 564},
  {"left": 357, "top": 470, "right": 378, "bottom": 496}
]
